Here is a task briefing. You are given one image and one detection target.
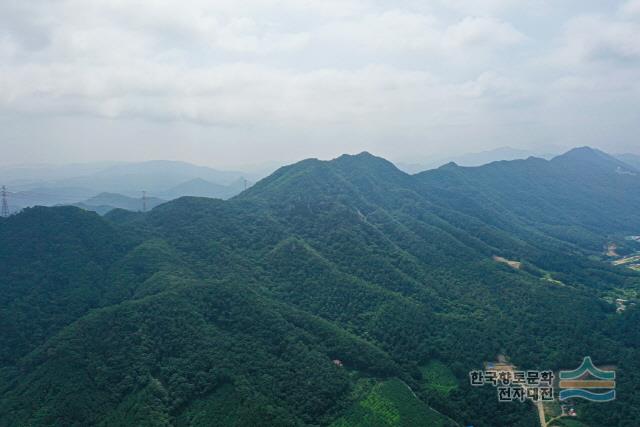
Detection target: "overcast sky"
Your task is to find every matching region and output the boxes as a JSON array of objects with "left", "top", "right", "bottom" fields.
[{"left": 1, "top": 0, "right": 639, "bottom": 168}]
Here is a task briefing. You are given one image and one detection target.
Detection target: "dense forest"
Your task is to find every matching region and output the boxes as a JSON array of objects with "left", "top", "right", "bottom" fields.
[{"left": 1, "top": 147, "right": 639, "bottom": 426}]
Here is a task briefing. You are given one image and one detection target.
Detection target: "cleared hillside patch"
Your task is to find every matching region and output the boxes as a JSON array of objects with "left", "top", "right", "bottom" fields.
[
  {"left": 419, "top": 361, "right": 458, "bottom": 396},
  {"left": 493, "top": 255, "right": 522, "bottom": 269},
  {"left": 330, "top": 379, "right": 456, "bottom": 427}
]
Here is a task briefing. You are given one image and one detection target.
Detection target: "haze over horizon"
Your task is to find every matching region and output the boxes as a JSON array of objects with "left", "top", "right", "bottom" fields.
[{"left": 1, "top": 0, "right": 640, "bottom": 167}]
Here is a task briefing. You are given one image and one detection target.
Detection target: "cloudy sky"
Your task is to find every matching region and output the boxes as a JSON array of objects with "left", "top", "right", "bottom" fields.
[{"left": 1, "top": 0, "right": 639, "bottom": 167}]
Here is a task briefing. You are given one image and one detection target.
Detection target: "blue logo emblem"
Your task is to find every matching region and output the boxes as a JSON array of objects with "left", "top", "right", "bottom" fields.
[{"left": 559, "top": 357, "right": 615, "bottom": 402}]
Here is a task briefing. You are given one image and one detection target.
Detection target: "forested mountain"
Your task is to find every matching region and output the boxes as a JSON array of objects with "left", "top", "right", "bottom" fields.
[{"left": 1, "top": 147, "right": 639, "bottom": 427}]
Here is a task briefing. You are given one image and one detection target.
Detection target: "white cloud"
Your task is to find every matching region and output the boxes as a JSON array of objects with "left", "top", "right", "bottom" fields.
[
  {"left": 439, "top": 0, "right": 524, "bottom": 15},
  {"left": 459, "top": 72, "right": 533, "bottom": 104},
  {"left": 0, "top": 0, "right": 532, "bottom": 128},
  {"left": 554, "top": 15, "right": 640, "bottom": 65},
  {"left": 319, "top": 10, "right": 441, "bottom": 52},
  {"left": 0, "top": 61, "right": 451, "bottom": 126},
  {"left": 320, "top": 12, "right": 525, "bottom": 55},
  {"left": 621, "top": 0, "right": 640, "bottom": 16},
  {"left": 444, "top": 16, "right": 525, "bottom": 48}
]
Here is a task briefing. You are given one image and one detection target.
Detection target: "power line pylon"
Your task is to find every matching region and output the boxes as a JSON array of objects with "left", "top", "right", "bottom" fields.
[
  {"left": 1, "top": 186, "right": 9, "bottom": 218},
  {"left": 142, "top": 190, "right": 147, "bottom": 212}
]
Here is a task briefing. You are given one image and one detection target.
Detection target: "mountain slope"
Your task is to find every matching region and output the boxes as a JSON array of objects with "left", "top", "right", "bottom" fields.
[
  {"left": 0, "top": 207, "right": 132, "bottom": 364},
  {"left": 1, "top": 281, "right": 397, "bottom": 427}
]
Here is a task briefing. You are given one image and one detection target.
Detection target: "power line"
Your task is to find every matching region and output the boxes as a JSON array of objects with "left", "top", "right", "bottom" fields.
[{"left": 1, "top": 186, "right": 9, "bottom": 217}]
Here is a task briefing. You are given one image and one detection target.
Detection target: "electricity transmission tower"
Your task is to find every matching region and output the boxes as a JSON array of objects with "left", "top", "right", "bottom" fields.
[
  {"left": 1, "top": 186, "right": 9, "bottom": 218},
  {"left": 142, "top": 190, "right": 147, "bottom": 212}
]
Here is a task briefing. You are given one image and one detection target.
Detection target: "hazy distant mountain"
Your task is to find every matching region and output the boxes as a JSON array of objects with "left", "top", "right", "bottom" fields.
[
  {"left": 0, "top": 162, "right": 124, "bottom": 190},
  {"left": 71, "top": 202, "right": 122, "bottom": 216},
  {"left": 617, "top": 153, "right": 640, "bottom": 171},
  {"left": 160, "top": 177, "right": 247, "bottom": 200},
  {"left": 1, "top": 160, "right": 254, "bottom": 210},
  {"left": 71, "top": 192, "right": 165, "bottom": 215},
  {"left": 54, "top": 160, "right": 247, "bottom": 195},
  {"left": 8, "top": 187, "right": 97, "bottom": 212},
  {"left": 396, "top": 146, "right": 556, "bottom": 173}
]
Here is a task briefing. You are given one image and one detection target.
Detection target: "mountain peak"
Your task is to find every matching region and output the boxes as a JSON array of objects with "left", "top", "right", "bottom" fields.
[
  {"left": 553, "top": 146, "right": 623, "bottom": 165},
  {"left": 332, "top": 151, "right": 402, "bottom": 173},
  {"left": 439, "top": 161, "right": 459, "bottom": 169},
  {"left": 551, "top": 146, "right": 639, "bottom": 175},
  {"left": 235, "top": 150, "right": 409, "bottom": 205},
  {"left": 342, "top": 151, "right": 375, "bottom": 158},
  {"left": 333, "top": 151, "right": 381, "bottom": 164},
  {"left": 181, "top": 177, "right": 211, "bottom": 185},
  {"left": 559, "top": 146, "right": 604, "bottom": 157}
]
